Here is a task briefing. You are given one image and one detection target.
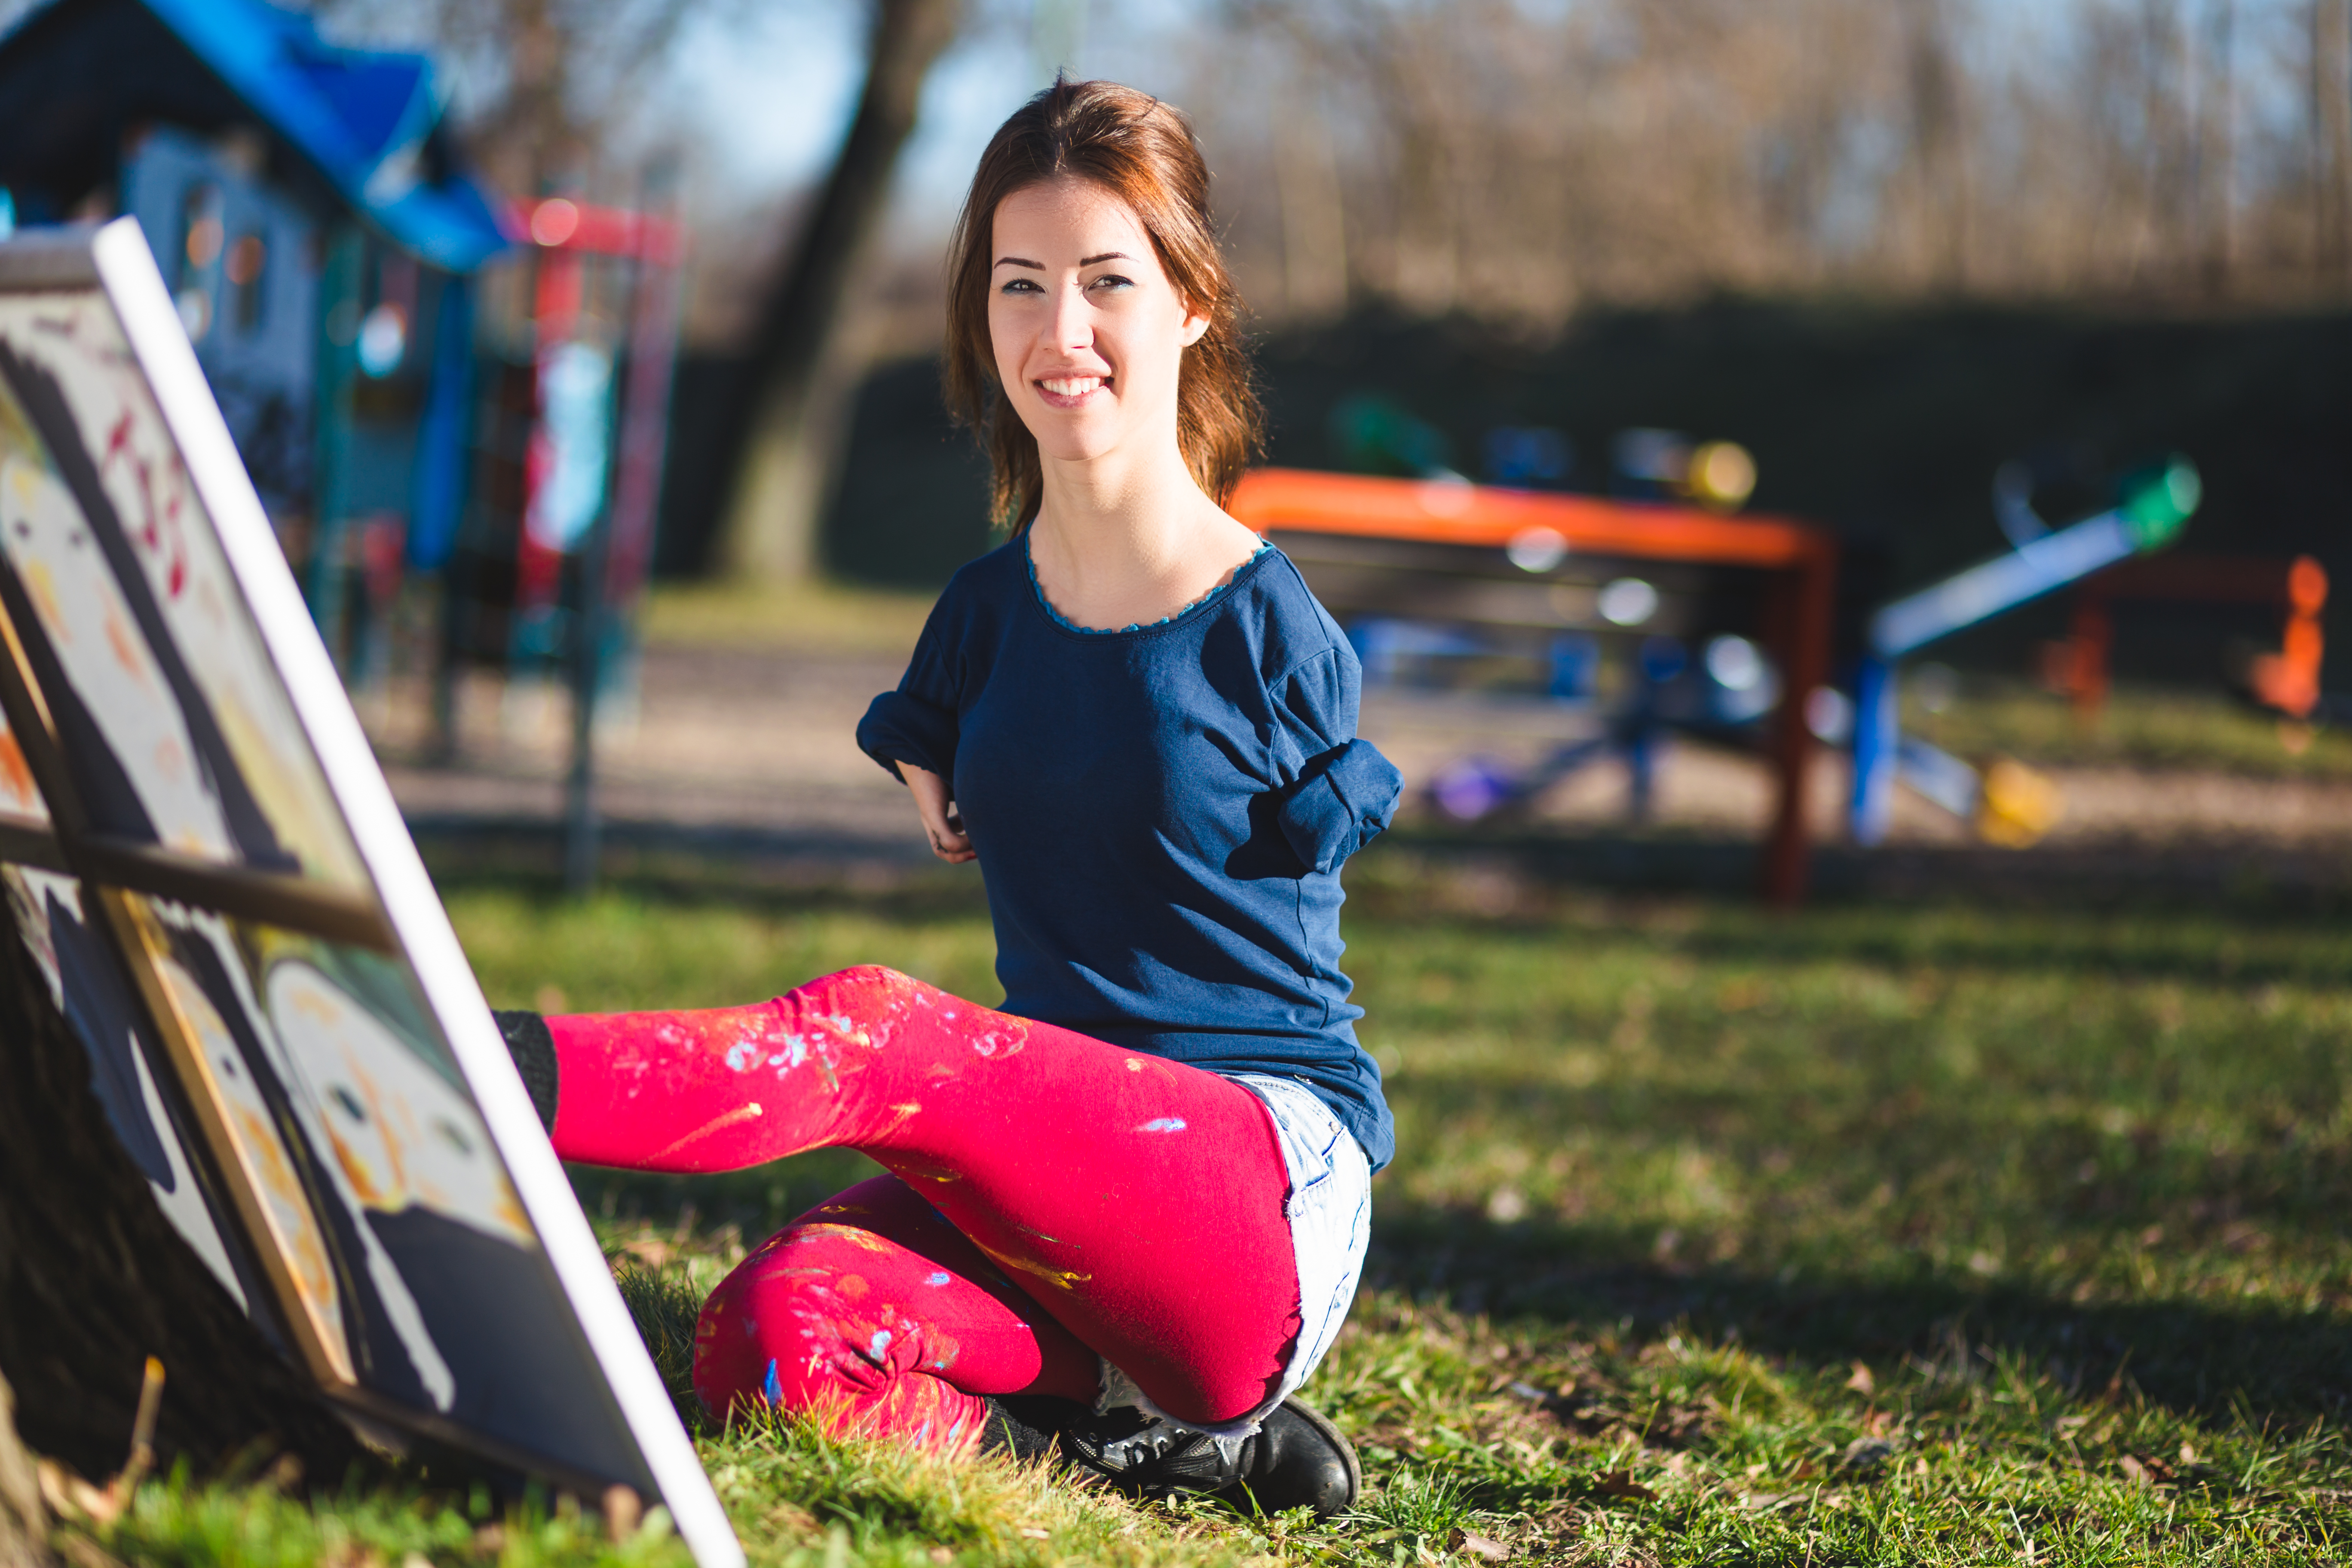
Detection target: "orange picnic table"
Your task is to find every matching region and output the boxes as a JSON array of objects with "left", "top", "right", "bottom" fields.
[{"left": 1231, "top": 468, "right": 1839, "bottom": 906}]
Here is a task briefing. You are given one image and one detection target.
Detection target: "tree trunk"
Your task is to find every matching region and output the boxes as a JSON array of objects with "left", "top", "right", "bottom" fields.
[
  {"left": 713, "top": 0, "right": 965, "bottom": 582},
  {"left": 0, "top": 892, "right": 360, "bottom": 1486},
  {"left": 2312, "top": 0, "right": 2352, "bottom": 279},
  {"left": 2200, "top": 0, "right": 2236, "bottom": 294}
]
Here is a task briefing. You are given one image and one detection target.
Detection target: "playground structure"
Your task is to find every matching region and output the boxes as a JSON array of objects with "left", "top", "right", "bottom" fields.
[
  {"left": 2046, "top": 552, "right": 2329, "bottom": 724},
  {"left": 0, "top": 0, "right": 689, "bottom": 891},
  {"left": 1849, "top": 457, "right": 2203, "bottom": 844},
  {"left": 0, "top": 0, "right": 512, "bottom": 677},
  {"left": 1230, "top": 438, "right": 2230, "bottom": 889},
  {"left": 1228, "top": 467, "right": 1837, "bottom": 906},
  {"left": 431, "top": 193, "right": 685, "bottom": 891}
]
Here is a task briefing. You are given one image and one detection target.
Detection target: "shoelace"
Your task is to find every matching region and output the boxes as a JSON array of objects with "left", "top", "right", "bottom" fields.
[{"left": 1073, "top": 1419, "right": 1251, "bottom": 1486}]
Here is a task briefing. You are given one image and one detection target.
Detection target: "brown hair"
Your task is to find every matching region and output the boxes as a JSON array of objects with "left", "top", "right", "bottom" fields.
[{"left": 943, "top": 78, "right": 1262, "bottom": 533}]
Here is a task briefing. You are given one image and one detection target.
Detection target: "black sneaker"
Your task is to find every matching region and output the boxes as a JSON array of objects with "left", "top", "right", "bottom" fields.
[
  {"left": 1061, "top": 1398, "right": 1359, "bottom": 1520},
  {"left": 491, "top": 1009, "right": 559, "bottom": 1133},
  {"left": 1218, "top": 1399, "right": 1360, "bottom": 1520},
  {"left": 976, "top": 1394, "right": 1080, "bottom": 1464}
]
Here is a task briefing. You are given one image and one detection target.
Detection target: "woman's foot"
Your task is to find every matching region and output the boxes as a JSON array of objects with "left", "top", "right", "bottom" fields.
[
  {"left": 491, "top": 1009, "right": 558, "bottom": 1132},
  {"left": 1055, "top": 1398, "right": 1360, "bottom": 1520},
  {"left": 1218, "top": 1399, "right": 1360, "bottom": 1519},
  {"left": 977, "top": 1395, "right": 1073, "bottom": 1463}
]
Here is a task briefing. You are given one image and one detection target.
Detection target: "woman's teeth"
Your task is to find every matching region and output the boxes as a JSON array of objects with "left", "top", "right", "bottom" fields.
[{"left": 1041, "top": 377, "right": 1105, "bottom": 397}]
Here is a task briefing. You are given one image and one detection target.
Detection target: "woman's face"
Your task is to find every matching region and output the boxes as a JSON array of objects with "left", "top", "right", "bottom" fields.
[{"left": 987, "top": 177, "right": 1208, "bottom": 468}]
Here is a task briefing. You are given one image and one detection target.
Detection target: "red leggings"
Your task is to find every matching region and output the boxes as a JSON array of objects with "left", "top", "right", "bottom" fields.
[{"left": 547, "top": 966, "right": 1301, "bottom": 1453}]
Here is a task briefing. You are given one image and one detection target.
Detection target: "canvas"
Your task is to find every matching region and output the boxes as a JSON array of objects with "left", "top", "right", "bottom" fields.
[{"left": 0, "top": 220, "right": 740, "bottom": 1568}]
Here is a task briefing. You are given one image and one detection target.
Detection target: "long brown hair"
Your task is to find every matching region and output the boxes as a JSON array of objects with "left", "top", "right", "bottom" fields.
[{"left": 943, "top": 78, "right": 1262, "bottom": 534}]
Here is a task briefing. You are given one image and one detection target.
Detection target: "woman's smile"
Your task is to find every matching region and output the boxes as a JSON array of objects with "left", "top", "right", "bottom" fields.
[{"left": 1036, "top": 374, "right": 1111, "bottom": 407}]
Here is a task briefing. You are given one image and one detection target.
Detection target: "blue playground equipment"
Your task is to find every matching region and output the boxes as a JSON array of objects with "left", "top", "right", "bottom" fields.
[
  {"left": 1333, "top": 446, "right": 2202, "bottom": 855},
  {"left": 1420, "top": 628, "right": 1784, "bottom": 824},
  {"left": 1848, "top": 455, "right": 2202, "bottom": 843}
]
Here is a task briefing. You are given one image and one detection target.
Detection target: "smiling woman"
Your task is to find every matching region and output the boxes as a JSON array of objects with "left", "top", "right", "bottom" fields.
[
  {"left": 943, "top": 79, "right": 1260, "bottom": 542},
  {"left": 498, "top": 79, "right": 1399, "bottom": 1522}
]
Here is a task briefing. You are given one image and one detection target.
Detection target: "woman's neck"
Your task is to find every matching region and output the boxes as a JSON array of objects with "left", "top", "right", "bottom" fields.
[{"left": 1026, "top": 441, "right": 1262, "bottom": 631}]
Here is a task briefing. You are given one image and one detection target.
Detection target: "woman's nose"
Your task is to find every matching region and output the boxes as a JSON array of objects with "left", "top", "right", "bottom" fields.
[{"left": 1049, "top": 281, "right": 1093, "bottom": 352}]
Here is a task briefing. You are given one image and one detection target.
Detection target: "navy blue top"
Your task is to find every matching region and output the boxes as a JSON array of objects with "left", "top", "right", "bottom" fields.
[{"left": 857, "top": 536, "right": 1401, "bottom": 1170}]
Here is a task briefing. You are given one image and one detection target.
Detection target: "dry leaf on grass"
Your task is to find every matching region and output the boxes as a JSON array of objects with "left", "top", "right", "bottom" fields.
[
  {"left": 612, "top": 1237, "right": 677, "bottom": 1269},
  {"left": 1590, "top": 1469, "right": 1658, "bottom": 1502}
]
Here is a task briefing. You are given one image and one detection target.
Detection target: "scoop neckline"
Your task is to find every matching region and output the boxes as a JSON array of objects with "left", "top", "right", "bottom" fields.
[{"left": 1022, "top": 532, "right": 1274, "bottom": 638}]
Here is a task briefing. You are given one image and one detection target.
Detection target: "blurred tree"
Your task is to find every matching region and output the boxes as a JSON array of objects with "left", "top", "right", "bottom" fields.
[
  {"left": 320, "top": 0, "right": 720, "bottom": 199},
  {"left": 2312, "top": 0, "right": 2352, "bottom": 277},
  {"left": 1901, "top": 0, "right": 1969, "bottom": 289},
  {"left": 316, "top": 0, "right": 965, "bottom": 583},
  {"left": 710, "top": 0, "right": 964, "bottom": 582},
  {"left": 1193, "top": 0, "right": 2352, "bottom": 329},
  {"left": 2200, "top": 0, "right": 2239, "bottom": 292}
]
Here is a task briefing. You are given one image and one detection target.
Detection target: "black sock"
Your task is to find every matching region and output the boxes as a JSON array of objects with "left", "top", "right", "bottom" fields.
[
  {"left": 976, "top": 1395, "right": 1085, "bottom": 1463},
  {"left": 491, "top": 1009, "right": 559, "bottom": 1133}
]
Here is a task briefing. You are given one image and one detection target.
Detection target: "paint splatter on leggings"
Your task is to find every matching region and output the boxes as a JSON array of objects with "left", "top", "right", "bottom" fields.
[{"left": 547, "top": 966, "right": 1301, "bottom": 1453}]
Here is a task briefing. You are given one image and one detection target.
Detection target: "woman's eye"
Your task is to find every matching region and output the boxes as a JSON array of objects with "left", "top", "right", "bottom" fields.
[
  {"left": 998, "top": 278, "right": 1043, "bottom": 295},
  {"left": 1088, "top": 273, "right": 1135, "bottom": 292}
]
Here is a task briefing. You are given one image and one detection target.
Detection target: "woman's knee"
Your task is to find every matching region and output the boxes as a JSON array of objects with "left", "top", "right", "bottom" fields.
[
  {"left": 693, "top": 1223, "right": 899, "bottom": 1419},
  {"left": 788, "top": 964, "right": 921, "bottom": 1007},
  {"left": 778, "top": 966, "right": 942, "bottom": 1044},
  {"left": 693, "top": 1220, "right": 996, "bottom": 1452}
]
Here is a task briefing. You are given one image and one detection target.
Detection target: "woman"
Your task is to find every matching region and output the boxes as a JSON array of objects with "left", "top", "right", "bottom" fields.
[{"left": 496, "top": 79, "right": 1400, "bottom": 1518}]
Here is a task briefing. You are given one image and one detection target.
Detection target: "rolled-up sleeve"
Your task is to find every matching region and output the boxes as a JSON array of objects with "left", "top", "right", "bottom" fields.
[
  {"left": 857, "top": 689, "right": 958, "bottom": 782},
  {"left": 1268, "top": 648, "right": 1403, "bottom": 874},
  {"left": 856, "top": 603, "right": 963, "bottom": 782},
  {"left": 1278, "top": 738, "right": 1403, "bottom": 874}
]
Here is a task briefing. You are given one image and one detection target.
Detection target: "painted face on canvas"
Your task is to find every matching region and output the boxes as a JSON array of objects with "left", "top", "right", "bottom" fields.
[{"left": 987, "top": 178, "right": 1209, "bottom": 466}]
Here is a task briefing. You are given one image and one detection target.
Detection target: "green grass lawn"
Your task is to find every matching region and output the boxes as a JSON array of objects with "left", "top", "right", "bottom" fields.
[
  {"left": 1901, "top": 678, "right": 2352, "bottom": 781},
  {"left": 68, "top": 854, "right": 2352, "bottom": 1566},
  {"left": 639, "top": 579, "right": 937, "bottom": 658}
]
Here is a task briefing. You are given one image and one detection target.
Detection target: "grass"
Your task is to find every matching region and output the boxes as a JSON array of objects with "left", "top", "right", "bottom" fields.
[
  {"left": 50, "top": 854, "right": 2352, "bottom": 1565},
  {"left": 1900, "top": 677, "right": 2352, "bottom": 781},
  {"left": 639, "top": 579, "right": 938, "bottom": 657}
]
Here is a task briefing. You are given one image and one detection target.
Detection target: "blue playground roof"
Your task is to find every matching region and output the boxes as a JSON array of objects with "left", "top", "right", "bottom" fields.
[{"left": 3, "top": 0, "right": 512, "bottom": 271}]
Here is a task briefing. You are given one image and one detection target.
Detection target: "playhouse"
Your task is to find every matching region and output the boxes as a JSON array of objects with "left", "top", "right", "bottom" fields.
[{"left": 0, "top": 0, "right": 510, "bottom": 666}]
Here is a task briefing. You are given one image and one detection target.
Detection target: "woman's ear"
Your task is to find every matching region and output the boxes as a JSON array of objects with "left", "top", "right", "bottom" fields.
[{"left": 1179, "top": 300, "right": 1212, "bottom": 347}]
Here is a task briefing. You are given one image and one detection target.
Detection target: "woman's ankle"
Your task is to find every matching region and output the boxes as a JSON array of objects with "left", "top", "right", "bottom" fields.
[
  {"left": 491, "top": 1009, "right": 558, "bottom": 1132},
  {"left": 976, "top": 1395, "right": 1086, "bottom": 1463}
]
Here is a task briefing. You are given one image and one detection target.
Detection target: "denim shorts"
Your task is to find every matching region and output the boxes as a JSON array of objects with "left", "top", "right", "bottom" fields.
[{"left": 1096, "top": 1072, "right": 1373, "bottom": 1443}]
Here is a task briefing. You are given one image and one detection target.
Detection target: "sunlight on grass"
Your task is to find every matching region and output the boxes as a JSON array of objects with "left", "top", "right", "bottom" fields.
[
  {"left": 1906, "top": 677, "right": 2352, "bottom": 781},
  {"left": 92, "top": 1472, "right": 693, "bottom": 1568},
  {"left": 641, "top": 579, "right": 938, "bottom": 657},
  {"left": 67, "top": 863, "right": 2350, "bottom": 1566}
]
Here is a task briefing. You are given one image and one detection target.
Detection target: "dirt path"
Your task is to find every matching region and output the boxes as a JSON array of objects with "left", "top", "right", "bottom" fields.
[{"left": 371, "top": 643, "right": 2352, "bottom": 871}]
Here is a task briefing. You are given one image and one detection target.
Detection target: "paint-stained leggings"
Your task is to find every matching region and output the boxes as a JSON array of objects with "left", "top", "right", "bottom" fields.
[{"left": 546, "top": 965, "right": 1302, "bottom": 1456}]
